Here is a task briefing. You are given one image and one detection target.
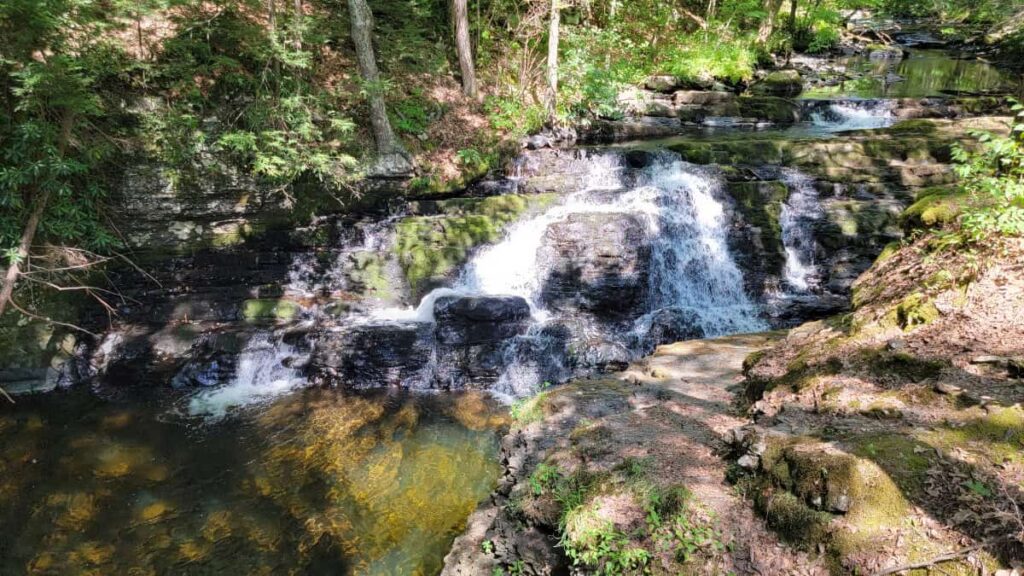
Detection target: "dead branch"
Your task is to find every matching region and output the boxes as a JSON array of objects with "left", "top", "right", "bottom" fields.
[
  {"left": 0, "top": 385, "right": 13, "bottom": 404},
  {"left": 869, "top": 539, "right": 1002, "bottom": 576},
  {"left": 7, "top": 298, "right": 100, "bottom": 338}
]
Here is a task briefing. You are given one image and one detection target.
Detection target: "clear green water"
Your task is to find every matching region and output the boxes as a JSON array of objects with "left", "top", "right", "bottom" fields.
[
  {"left": 0, "top": 388, "right": 507, "bottom": 575},
  {"left": 802, "top": 49, "right": 1017, "bottom": 99}
]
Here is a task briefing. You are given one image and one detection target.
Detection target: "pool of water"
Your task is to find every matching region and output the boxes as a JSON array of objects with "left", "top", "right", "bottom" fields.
[
  {"left": 802, "top": 49, "right": 1017, "bottom": 99},
  {"left": 0, "top": 387, "right": 507, "bottom": 575}
]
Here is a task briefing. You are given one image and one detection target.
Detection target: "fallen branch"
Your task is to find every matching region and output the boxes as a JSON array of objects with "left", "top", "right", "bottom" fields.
[
  {"left": 7, "top": 298, "right": 99, "bottom": 338},
  {"left": 0, "top": 385, "right": 13, "bottom": 404},
  {"left": 870, "top": 539, "right": 999, "bottom": 576}
]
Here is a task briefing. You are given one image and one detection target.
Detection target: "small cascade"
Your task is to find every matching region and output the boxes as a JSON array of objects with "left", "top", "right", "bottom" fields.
[
  {"left": 187, "top": 333, "right": 304, "bottom": 419},
  {"left": 780, "top": 169, "right": 825, "bottom": 292},
  {"left": 804, "top": 99, "right": 896, "bottom": 132}
]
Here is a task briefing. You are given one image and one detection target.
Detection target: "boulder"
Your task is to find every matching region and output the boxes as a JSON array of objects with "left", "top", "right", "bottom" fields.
[
  {"left": 637, "top": 307, "right": 705, "bottom": 352},
  {"left": 737, "top": 97, "right": 801, "bottom": 123},
  {"left": 434, "top": 296, "right": 531, "bottom": 346},
  {"left": 751, "top": 70, "right": 804, "bottom": 97},
  {"left": 673, "top": 90, "right": 735, "bottom": 106},
  {"left": 311, "top": 321, "right": 434, "bottom": 388},
  {"left": 867, "top": 45, "right": 906, "bottom": 60},
  {"left": 644, "top": 74, "right": 680, "bottom": 93},
  {"left": 538, "top": 213, "right": 653, "bottom": 322}
]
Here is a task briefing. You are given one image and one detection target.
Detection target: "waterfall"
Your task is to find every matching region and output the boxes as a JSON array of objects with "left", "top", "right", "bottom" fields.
[
  {"left": 188, "top": 333, "right": 304, "bottom": 419},
  {"left": 780, "top": 169, "right": 824, "bottom": 292},
  {"left": 806, "top": 99, "right": 895, "bottom": 132}
]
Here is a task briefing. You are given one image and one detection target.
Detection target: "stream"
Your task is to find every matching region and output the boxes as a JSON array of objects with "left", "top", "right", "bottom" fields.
[{"left": 0, "top": 45, "right": 1017, "bottom": 575}]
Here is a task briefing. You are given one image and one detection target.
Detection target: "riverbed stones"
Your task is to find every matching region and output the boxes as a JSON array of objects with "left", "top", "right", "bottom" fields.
[{"left": 538, "top": 213, "right": 653, "bottom": 322}]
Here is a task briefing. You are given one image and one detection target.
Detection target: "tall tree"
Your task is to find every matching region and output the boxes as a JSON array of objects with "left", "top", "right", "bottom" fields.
[
  {"left": 546, "top": 0, "right": 561, "bottom": 114},
  {"left": 452, "top": 0, "right": 477, "bottom": 98},
  {"left": 346, "top": 0, "right": 413, "bottom": 176},
  {"left": 757, "top": 0, "right": 785, "bottom": 43}
]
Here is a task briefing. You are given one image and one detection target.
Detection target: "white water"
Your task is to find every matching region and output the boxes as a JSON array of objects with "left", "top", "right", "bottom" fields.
[
  {"left": 808, "top": 100, "right": 895, "bottom": 132},
  {"left": 780, "top": 169, "right": 825, "bottom": 292},
  {"left": 188, "top": 333, "right": 304, "bottom": 419},
  {"left": 188, "top": 150, "right": 771, "bottom": 411}
]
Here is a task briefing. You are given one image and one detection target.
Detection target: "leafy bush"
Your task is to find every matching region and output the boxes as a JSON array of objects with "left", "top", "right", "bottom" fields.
[
  {"left": 950, "top": 101, "right": 1024, "bottom": 241},
  {"left": 484, "top": 95, "right": 547, "bottom": 136},
  {"left": 661, "top": 34, "right": 757, "bottom": 86}
]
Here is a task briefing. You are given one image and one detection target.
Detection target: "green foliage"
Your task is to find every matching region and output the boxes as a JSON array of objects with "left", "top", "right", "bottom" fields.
[
  {"left": 510, "top": 390, "right": 550, "bottom": 426},
  {"left": 485, "top": 95, "right": 547, "bottom": 136},
  {"left": 950, "top": 100, "right": 1024, "bottom": 241},
  {"left": 662, "top": 34, "right": 758, "bottom": 86}
]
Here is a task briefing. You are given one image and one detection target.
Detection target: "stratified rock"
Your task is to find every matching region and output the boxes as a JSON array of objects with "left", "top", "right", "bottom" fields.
[
  {"left": 644, "top": 74, "right": 680, "bottom": 93},
  {"left": 434, "top": 296, "right": 531, "bottom": 346},
  {"left": 311, "top": 321, "right": 434, "bottom": 388},
  {"left": 538, "top": 213, "right": 652, "bottom": 322}
]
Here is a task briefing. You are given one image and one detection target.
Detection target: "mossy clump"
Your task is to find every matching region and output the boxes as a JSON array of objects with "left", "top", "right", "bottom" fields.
[
  {"left": 892, "top": 292, "right": 942, "bottom": 330},
  {"left": 901, "top": 186, "right": 968, "bottom": 233},
  {"left": 849, "top": 434, "right": 933, "bottom": 498},
  {"left": 240, "top": 299, "right": 302, "bottom": 322},
  {"left": 395, "top": 194, "right": 554, "bottom": 296},
  {"left": 925, "top": 405, "right": 1024, "bottom": 465},
  {"left": 859, "top": 348, "right": 946, "bottom": 382}
]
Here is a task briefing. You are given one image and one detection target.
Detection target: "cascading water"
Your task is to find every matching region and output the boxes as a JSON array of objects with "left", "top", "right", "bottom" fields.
[
  {"left": 187, "top": 332, "right": 304, "bottom": 418},
  {"left": 806, "top": 99, "right": 896, "bottom": 132},
  {"left": 187, "top": 149, "right": 771, "bottom": 412},
  {"left": 779, "top": 169, "right": 825, "bottom": 292}
]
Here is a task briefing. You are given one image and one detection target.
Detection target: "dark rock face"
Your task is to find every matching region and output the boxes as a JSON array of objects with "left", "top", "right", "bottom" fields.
[
  {"left": 434, "top": 296, "right": 531, "bottom": 346},
  {"left": 433, "top": 295, "right": 533, "bottom": 389},
  {"left": 312, "top": 322, "right": 435, "bottom": 388},
  {"left": 538, "top": 213, "right": 652, "bottom": 323},
  {"left": 637, "top": 307, "right": 705, "bottom": 353}
]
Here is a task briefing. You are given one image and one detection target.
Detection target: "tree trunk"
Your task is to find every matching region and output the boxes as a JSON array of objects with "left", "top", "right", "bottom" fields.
[
  {"left": 293, "top": 0, "right": 303, "bottom": 50},
  {"left": 452, "top": 0, "right": 477, "bottom": 98},
  {"left": 546, "top": 0, "right": 560, "bottom": 114},
  {"left": 346, "top": 0, "right": 413, "bottom": 176},
  {"left": 0, "top": 188, "right": 49, "bottom": 317},
  {"left": 789, "top": 0, "right": 799, "bottom": 31},
  {"left": 757, "top": 0, "right": 785, "bottom": 43}
]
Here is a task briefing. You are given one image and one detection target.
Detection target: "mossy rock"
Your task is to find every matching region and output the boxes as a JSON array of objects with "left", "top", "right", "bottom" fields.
[
  {"left": 751, "top": 70, "right": 803, "bottom": 97},
  {"left": 240, "top": 299, "right": 303, "bottom": 323},
  {"left": 725, "top": 180, "right": 790, "bottom": 273},
  {"left": 737, "top": 97, "right": 800, "bottom": 123},
  {"left": 396, "top": 194, "right": 556, "bottom": 297},
  {"left": 901, "top": 186, "right": 968, "bottom": 233}
]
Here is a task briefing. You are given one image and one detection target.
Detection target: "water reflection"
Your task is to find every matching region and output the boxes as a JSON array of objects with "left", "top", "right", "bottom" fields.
[
  {"left": 803, "top": 49, "right": 1016, "bottom": 99},
  {"left": 0, "top": 388, "right": 506, "bottom": 575}
]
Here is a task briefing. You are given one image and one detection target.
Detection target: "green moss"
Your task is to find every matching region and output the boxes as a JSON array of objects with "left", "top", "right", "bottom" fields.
[
  {"left": 901, "top": 186, "right": 968, "bottom": 232},
  {"left": 736, "top": 97, "right": 800, "bottom": 123},
  {"left": 875, "top": 241, "right": 902, "bottom": 265},
  {"left": 859, "top": 348, "right": 946, "bottom": 382},
  {"left": 894, "top": 292, "right": 941, "bottom": 330},
  {"left": 849, "top": 434, "right": 933, "bottom": 498},
  {"left": 396, "top": 194, "right": 554, "bottom": 296},
  {"left": 886, "top": 119, "right": 940, "bottom": 135},
  {"left": 752, "top": 484, "right": 831, "bottom": 547},
  {"left": 241, "top": 299, "right": 302, "bottom": 322},
  {"left": 924, "top": 405, "right": 1024, "bottom": 466},
  {"left": 725, "top": 180, "right": 789, "bottom": 272}
]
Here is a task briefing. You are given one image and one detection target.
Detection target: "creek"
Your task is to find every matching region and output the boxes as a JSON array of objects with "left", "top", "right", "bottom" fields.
[{"left": 0, "top": 45, "right": 1018, "bottom": 575}]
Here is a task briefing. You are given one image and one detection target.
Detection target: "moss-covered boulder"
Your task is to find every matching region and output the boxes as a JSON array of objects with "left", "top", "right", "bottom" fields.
[
  {"left": 751, "top": 70, "right": 803, "bottom": 97},
  {"left": 240, "top": 299, "right": 303, "bottom": 323}
]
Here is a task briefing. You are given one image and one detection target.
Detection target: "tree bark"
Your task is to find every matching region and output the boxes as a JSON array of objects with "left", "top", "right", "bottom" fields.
[
  {"left": 0, "top": 188, "right": 49, "bottom": 317},
  {"left": 789, "top": 0, "right": 799, "bottom": 31},
  {"left": 293, "top": 0, "right": 303, "bottom": 50},
  {"left": 452, "top": 0, "right": 477, "bottom": 98},
  {"left": 546, "top": 0, "right": 560, "bottom": 114},
  {"left": 346, "top": 0, "right": 413, "bottom": 176},
  {"left": 757, "top": 0, "right": 785, "bottom": 43}
]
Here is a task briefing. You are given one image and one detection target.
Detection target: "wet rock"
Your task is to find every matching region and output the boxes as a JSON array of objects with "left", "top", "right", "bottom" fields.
[
  {"left": 434, "top": 296, "right": 531, "bottom": 346},
  {"left": 637, "top": 307, "right": 705, "bottom": 352},
  {"left": 624, "top": 149, "right": 657, "bottom": 169},
  {"left": 538, "top": 213, "right": 652, "bottom": 322},
  {"left": 673, "top": 90, "right": 735, "bottom": 106},
  {"left": 312, "top": 321, "right": 435, "bottom": 388},
  {"left": 868, "top": 45, "right": 906, "bottom": 60}
]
